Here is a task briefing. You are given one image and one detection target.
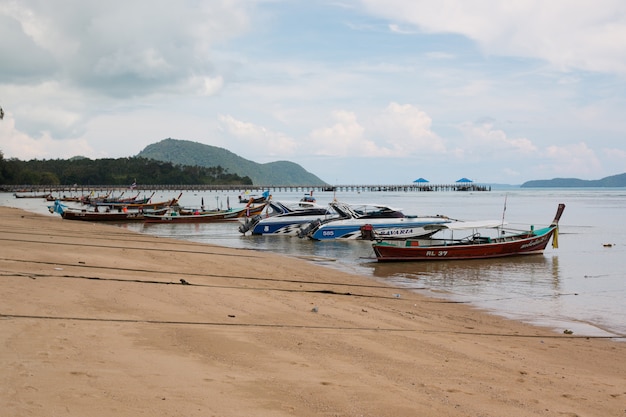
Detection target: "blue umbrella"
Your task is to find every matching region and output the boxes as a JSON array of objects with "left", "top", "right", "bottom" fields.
[
  {"left": 413, "top": 178, "right": 429, "bottom": 183},
  {"left": 456, "top": 177, "right": 473, "bottom": 183}
]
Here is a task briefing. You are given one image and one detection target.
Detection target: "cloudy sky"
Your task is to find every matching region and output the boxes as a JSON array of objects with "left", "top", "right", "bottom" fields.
[{"left": 2, "top": 0, "right": 626, "bottom": 184}]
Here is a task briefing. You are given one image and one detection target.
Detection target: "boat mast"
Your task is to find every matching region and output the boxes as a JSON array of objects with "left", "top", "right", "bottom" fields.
[{"left": 500, "top": 194, "right": 508, "bottom": 229}]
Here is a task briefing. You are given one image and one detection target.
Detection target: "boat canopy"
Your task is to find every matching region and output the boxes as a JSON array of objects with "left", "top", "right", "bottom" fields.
[{"left": 424, "top": 220, "right": 505, "bottom": 231}]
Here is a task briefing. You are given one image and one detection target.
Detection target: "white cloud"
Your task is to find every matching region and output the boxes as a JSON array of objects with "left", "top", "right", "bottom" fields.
[
  {"left": 603, "top": 147, "right": 626, "bottom": 160},
  {"left": 306, "top": 104, "right": 445, "bottom": 158},
  {"left": 459, "top": 120, "right": 537, "bottom": 156},
  {"left": 2, "top": 81, "right": 91, "bottom": 139},
  {"left": 0, "top": 0, "right": 253, "bottom": 94},
  {"left": 184, "top": 75, "right": 224, "bottom": 96},
  {"left": 218, "top": 114, "right": 297, "bottom": 159},
  {"left": 370, "top": 103, "right": 446, "bottom": 154},
  {"left": 0, "top": 113, "right": 94, "bottom": 159},
  {"left": 360, "top": 0, "right": 626, "bottom": 75},
  {"left": 308, "top": 110, "right": 374, "bottom": 156},
  {"left": 543, "top": 142, "right": 601, "bottom": 176}
]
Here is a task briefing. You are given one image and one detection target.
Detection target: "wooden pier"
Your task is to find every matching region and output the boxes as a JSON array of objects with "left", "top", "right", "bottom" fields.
[{"left": 5, "top": 183, "right": 491, "bottom": 194}]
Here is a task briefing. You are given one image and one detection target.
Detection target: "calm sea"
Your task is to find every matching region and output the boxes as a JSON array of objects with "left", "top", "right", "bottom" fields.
[{"left": 2, "top": 188, "right": 625, "bottom": 339}]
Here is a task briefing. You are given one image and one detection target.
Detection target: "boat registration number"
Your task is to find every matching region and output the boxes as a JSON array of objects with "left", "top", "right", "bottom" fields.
[{"left": 426, "top": 250, "right": 448, "bottom": 257}]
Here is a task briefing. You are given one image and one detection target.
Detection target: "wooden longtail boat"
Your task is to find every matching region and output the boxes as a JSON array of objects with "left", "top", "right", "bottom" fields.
[
  {"left": 49, "top": 197, "right": 179, "bottom": 222},
  {"left": 14, "top": 193, "right": 52, "bottom": 199},
  {"left": 45, "top": 195, "right": 85, "bottom": 203},
  {"left": 371, "top": 204, "right": 565, "bottom": 262},
  {"left": 92, "top": 193, "right": 181, "bottom": 210},
  {"left": 142, "top": 203, "right": 268, "bottom": 224},
  {"left": 58, "top": 207, "right": 169, "bottom": 221}
]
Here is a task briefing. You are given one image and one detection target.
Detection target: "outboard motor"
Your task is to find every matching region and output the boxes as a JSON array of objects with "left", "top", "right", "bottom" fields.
[
  {"left": 238, "top": 215, "right": 262, "bottom": 234},
  {"left": 360, "top": 224, "right": 375, "bottom": 240},
  {"left": 297, "top": 218, "right": 322, "bottom": 238}
]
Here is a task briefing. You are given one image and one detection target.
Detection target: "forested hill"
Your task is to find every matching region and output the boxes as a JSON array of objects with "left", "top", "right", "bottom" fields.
[
  {"left": 137, "top": 138, "right": 327, "bottom": 186},
  {"left": 521, "top": 173, "right": 626, "bottom": 187},
  {"left": 0, "top": 155, "right": 252, "bottom": 187}
]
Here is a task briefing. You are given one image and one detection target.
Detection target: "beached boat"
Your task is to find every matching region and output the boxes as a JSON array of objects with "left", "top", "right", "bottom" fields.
[
  {"left": 143, "top": 209, "right": 240, "bottom": 223},
  {"left": 51, "top": 202, "right": 169, "bottom": 222},
  {"left": 143, "top": 203, "right": 268, "bottom": 224},
  {"left": 48, "top": 196, "right": 180, "bottom": 222},
  {"left": 371, "top": 204, "right": 565, "bottom": 262},
  {"left": 14, "top": 193, "right": 52, "bottom": 199},
  {"left": 88, "top": 192, "right": 143, "bottom": 205},
  {"left": 91, "top": 193, "right": 181, "bottom": 211},
  {"left": 60, "top": 209, "right": 167, "bottom": 221},
  {"left": 300, "top": 192, "right": 316, "bottom": 204},
  {"left": 299, "top": 201, "right": 452, "bottom": 240},
  {"left": 238, "top": 190, "right": 270, "bottom": 204},
  {"left": 238, "top": 200, "right": 335, "bottom": 235},
  {"left": 45, "top": 194, "right": 85, "bottom": 203}
]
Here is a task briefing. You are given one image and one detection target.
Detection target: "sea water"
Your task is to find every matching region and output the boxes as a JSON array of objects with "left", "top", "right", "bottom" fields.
[{"left": 2, "top": 188, "right": 625, "bottom": 338}]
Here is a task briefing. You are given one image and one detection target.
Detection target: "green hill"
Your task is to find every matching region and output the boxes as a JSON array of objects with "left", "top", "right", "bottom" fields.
[
  {"left": 521, "top": 173, "right": 626, "bottom": 187},
  {"left": 137, "top": 138, "right": 327, "bottom": 186}
]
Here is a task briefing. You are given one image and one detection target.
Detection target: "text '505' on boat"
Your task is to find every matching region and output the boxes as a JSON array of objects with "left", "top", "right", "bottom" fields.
[
  {"left": 371, "top": 203, "right": 565, "bottom": 262},
  {"left": 298, "top": 200, "right": 452, "bottom": 240},
  {"left": 238, "top": 200, "right": 336, "bottom": 235}
]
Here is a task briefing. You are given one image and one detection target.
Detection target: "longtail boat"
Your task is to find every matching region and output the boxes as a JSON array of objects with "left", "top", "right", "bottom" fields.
[
  {"left": 59, "top": 208, "right": 168, "bottom": 221},
  {"left": 48, "top": 196, "right": 179, "bottom": 222},
  {"left": 143, "top": 203, "right": 268, "bottom": 224},
  {"left": 371, "top": 204, "right": 565, "bottom": 262},
  {"left": 14, "top": 193, "right": 52, "bottom": 199}
]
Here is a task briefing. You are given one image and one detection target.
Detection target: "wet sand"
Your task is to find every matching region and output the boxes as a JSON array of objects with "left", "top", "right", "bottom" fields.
[{"left": 1, "top": 206, "right": 625, "bottom": 416}]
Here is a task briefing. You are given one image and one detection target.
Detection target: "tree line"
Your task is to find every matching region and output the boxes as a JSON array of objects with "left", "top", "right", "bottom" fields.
[{"left": 0, "top": 152, "right": 253, "bottom": 186}]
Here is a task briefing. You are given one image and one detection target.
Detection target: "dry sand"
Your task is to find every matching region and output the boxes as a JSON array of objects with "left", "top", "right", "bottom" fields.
[{"left": 1, "top": 206, "right": 624, "bottom": 416}]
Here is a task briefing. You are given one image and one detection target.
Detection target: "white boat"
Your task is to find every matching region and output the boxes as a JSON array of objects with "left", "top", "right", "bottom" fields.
[
  {"left": 299, "top": 201, "right": 452, "bottom": 240},
  {"left": 238, "top": 200, "right": 337, "bottom": 236}
]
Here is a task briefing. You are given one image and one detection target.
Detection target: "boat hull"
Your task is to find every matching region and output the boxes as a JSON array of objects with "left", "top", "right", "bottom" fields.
[
  {"left": 251, "top": 215, "right": 330, "bottom": 235},
  {"left": 143, "top": 212, "right": 239, "bottom": 223},
  {"left": 61, "top": 210, "right": 155, "bottom": 221},
  {"left": 309, "top": 217, "right": 450, "bottom": 240}
]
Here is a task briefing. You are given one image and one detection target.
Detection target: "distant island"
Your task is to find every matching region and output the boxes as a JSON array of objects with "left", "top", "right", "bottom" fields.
[
  {"left": 0, "top": 138, "right": 327, "bottom": 187},
  {"left": 521, "top": 173, "right": 626, "bottom": 187},
  {"left": 138, "top": 138, "right": 326, "bottom": 186}
]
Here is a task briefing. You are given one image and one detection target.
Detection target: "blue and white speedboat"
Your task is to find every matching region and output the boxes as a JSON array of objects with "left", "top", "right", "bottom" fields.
[
  {"left": 238, "top": 200, "right": 337, "bottom": 236},
  {"left": 300, "top": 201, "right": 452, "bottom": 240}
]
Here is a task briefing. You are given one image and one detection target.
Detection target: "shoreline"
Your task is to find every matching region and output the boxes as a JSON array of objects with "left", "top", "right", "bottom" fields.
[{"left": 1, "top": 206, "right": 625, "bottom": 416}]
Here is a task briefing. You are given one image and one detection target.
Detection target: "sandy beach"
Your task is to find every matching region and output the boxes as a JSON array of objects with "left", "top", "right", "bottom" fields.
[{"left": 1, "top": 206, "right": 624, "bottom": 416}]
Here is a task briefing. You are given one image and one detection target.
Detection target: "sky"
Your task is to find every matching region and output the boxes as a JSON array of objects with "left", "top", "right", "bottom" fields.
[{"left": 1, "top": 0, "right": 626, "bottom": 185}]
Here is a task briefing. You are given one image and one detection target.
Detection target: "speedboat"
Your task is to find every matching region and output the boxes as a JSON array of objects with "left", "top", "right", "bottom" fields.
[
  {"left": 299, "top": 201, "right": 452, "bottom": 240},
  {"left": 238, "top": 200, "right": 337, "bottom": 235}
]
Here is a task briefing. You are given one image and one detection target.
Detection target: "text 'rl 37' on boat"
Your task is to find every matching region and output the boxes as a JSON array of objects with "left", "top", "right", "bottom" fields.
[
  {"left": 298, "top": 200, "right": 452, "bottom": 240},
  {"left": 370, "top": 203, "right": 565, "bottom": 262}
]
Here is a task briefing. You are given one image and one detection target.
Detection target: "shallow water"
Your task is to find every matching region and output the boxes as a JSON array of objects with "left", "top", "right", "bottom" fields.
[{"left": 3, "top": 188, "right": 625, "bottom": 338}]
